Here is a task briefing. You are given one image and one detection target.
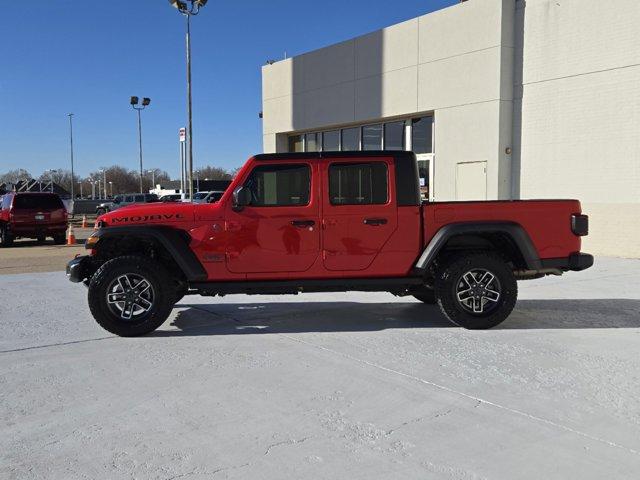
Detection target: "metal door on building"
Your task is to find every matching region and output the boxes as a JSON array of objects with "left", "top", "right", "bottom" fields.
[{"left": 455, "top": 161, "right": 487, "bottom": 201}]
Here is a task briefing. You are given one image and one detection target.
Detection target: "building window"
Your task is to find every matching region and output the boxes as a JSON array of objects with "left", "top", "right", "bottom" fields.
[
  {"left": 384, "top": 121, "right": 405, "bottom": 150},
  {"left": 323, "top": 130, "right": 340, "bottom": 151},
  {"left": 288, "top": 135, "right": 304, "bottom": 153},
  {"left": 411, "top": 116, "right": 433, "bottom": 154},
  {"left": 329, "top": 162, "right": 388, "bottom": 205},
  {"left": 305, "top": 132, "right": 320, "bottom": 152},
  {"left": 361, "top": 124, "right": 383, "bottom": 150},
  {"left": 341, "top": 127, "right": 360, "bottom": 151},
  {"left": 244, "top": 164, "right": 311, "bottom": 206}
]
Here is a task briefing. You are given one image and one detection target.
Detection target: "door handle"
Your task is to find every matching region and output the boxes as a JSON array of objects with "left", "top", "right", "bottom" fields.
[
  {"left": 364, "top": 218, "right": 388, "bottom": 226},
  {"left": 291, "top": 220, "right": 315, "bottom": 228}
]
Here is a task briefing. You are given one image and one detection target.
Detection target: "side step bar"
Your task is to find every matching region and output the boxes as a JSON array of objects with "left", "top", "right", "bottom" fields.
[{"left": 190, "top": 277, "right": 425, "bottom": 296}]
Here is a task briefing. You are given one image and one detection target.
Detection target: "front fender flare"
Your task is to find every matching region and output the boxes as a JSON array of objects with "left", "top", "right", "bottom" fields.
[{"left": 88, "top": 226, "right": 207, "bottom": 281}]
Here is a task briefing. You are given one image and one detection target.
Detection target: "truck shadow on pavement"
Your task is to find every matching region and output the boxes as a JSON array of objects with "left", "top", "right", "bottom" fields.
[{"left": 151, "top": 299, "right": 640, "bottom": 337}]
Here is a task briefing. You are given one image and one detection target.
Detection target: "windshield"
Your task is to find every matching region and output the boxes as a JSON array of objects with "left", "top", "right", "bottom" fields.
[
  {"left": 14, "top": 194, "right": 64, "bottom": 210},
  {"left": 193, "top": 192, "right": 208, "bottom": 200}
]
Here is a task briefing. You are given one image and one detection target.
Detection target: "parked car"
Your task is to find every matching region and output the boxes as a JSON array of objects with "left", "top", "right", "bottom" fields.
[
  {"left": 159, "top": 194, "right": 182, "bottom": 202},
  {"left": 192, "top": 191, "right": 225, "bottom": 204},
  {"left": 0, "top": 192, "right": 68, "bottom": 246},
  {"left": 95, "top": 193, "right": 158, "bottom": 215},
  {"left": 68, "top": 151, "right": 593, "bottom": 337}
]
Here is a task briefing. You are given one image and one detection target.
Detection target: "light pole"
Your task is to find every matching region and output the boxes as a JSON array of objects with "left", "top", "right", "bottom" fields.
[
  {"left": 98, "top": 169, "right": 107, "bottom": 199},
  {"left": 169, "top": 0, "right": 208, "bottom": 201},
  {"left": 109, "top": 181, "right": 113, "bottom": 197},
  {"left": 130, "top": 96, "right": 151, "bottom": 193},
  {"left": 68, "top": 113, "right": 75, "bottom": 200},
  {"left": 147, "top": 169, "right": 156, "bottom": 190}
]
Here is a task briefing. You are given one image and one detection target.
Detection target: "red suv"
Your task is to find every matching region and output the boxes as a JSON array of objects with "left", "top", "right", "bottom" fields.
[{"left": 0, "top": 192, "right": 68, "bottom": 247}]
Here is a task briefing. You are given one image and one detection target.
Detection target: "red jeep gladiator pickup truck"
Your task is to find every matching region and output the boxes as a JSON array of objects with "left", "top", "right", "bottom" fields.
[{"left": 67, "top": 151, "right": 593, "bottom": 336}]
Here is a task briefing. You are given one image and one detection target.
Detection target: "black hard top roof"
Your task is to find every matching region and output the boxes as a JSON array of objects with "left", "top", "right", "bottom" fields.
[{"left": 253, "top": 150, "right": 417, "bottom": 162}]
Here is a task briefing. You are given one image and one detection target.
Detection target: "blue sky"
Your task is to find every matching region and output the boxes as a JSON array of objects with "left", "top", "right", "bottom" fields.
[{"left": 0, "top": 0, "right": 456, "bottom": 179}]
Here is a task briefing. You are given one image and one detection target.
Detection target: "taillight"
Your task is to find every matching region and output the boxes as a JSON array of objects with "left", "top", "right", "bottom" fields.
[{"left": 571, "top": 214, "right": 589, "bottom": 236}]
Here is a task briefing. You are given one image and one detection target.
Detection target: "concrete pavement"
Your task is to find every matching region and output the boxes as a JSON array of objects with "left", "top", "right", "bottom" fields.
[{"left": 1, "top": 257, "right": 639, "bottom": 479}]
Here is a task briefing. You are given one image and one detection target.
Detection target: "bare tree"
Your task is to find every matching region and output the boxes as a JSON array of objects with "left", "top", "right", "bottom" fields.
[
  {"left": 0, "top": 168, "right": 33, "bottom": 185},
  {"left": 196, "top": 166, "right": 234, "bottom": 180},
  {"left": 38, "top": 169, "right": 80, "bottom": 195}
]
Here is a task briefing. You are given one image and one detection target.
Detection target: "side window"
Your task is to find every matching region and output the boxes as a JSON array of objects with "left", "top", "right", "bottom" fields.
[
  {"left": 134, "top": 195, "right": 145, "bottom": 202},
  {"left": 244, "top": 164, "right": 311, "bottom": 207},
  {"left": 1, "top": 195, "right": 11, "bottom": 210},
  {"left": 329, "top": 162, "right": 388, "bottom": 205}
]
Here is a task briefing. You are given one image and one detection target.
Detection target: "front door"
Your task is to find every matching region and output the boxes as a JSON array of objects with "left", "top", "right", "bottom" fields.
[
  {"left": 321, "top": 158, "right": 398, "bottom": 271},
  {"left": 225, "top": 161, "right": 320, "bottom": 274}
]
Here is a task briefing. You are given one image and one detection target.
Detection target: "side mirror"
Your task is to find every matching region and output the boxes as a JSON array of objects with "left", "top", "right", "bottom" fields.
[{"left": 232, "top": 186, "right": 252, "bottom": 210}]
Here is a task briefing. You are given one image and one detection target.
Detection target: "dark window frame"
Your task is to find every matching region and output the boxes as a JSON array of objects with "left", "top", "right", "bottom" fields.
[
  {"left": 328, "top": 161, "right": 389, "bottom": 206},
  {"left": 243, "top": 163, "right": 312, "bottom": 208}
]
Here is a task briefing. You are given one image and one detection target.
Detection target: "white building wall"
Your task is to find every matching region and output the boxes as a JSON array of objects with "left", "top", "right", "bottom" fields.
[
  {"left": 514, "top": 0, "right": 640, "bottom": 257},
  {"left": 262, "top": 0, "right": 516, "bottom": 201},
  {"left": 262, "top": 0, "right": 640, "bottom": 258}
]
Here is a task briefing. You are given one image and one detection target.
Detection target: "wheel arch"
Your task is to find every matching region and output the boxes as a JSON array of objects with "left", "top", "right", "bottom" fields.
[
  {"left": 414, "top": 222, "right": 542, "bottom": 273},
  {"left": 90, "top": 226, "right": 207, "bottom": 281}
]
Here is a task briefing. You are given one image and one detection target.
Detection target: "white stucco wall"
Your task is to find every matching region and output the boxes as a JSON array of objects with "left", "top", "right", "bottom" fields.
[
  {"left": 514, "top": 0, "right": 640, "bottom": 257},
  {"left": 262, "top": 0, "right": 516, "bottom": 201},
  {"left": 262, "top": 0, "right": 640, "bottom": 257}
]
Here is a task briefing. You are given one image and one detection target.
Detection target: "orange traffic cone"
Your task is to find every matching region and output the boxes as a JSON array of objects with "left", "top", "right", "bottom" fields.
[
  {"left": 66, "top": 225, "right": 76, "bottom": 245},
  {"left": 81, "top": 215, "right": 88, "bottom": 228}
]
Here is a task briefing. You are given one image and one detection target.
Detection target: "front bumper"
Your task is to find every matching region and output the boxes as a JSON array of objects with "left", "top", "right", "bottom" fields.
[
  {"left": 66, "top": 255, "right": 92, "bottom": 283},
  {"left": 540, "top": 252, "right": 594, "bottom": 272}
]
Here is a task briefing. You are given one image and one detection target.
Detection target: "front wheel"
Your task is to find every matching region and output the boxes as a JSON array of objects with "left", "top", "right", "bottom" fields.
[
  {"left": 88, "top": 256, "right": 174, "bottom": 336},
  {"left": 434, "top": 252, "right": 517, "bottom": 329}
]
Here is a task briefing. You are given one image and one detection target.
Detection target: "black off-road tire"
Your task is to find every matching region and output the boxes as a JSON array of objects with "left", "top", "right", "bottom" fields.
[
  {"left": 434, "top": 252, "right": 517, "bottom": 330},
  {"left": 88, "top": 255, "right": 175, "bottom": 337},
  {"left": 53, "top": 233, "right": 66, "bottom": 245},
  {"left": 413, "top": 289, "right": 436, "bottom": 304},
  {"left": 37, "top": 235, "right": 46, "bottom": 244},
  {"left": 0, "top": 225, "right": 13, "bottom": 247}
]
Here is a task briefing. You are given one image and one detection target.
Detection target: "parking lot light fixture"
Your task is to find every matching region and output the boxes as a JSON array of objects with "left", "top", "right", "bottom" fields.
[
  {"left": 130, "top": 96, "right": 151, "bottom": 193},
  {"left": 168, "top": 0, "right": 208, "bottom": 201}
]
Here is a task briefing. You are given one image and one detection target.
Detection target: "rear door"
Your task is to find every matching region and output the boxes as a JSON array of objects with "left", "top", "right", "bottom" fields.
[
  {"left": 321, "top": 158, "right": 398, "bottom": 271},
  {"left": 225, "top": 160, "right": 320, "bottom": 274}
]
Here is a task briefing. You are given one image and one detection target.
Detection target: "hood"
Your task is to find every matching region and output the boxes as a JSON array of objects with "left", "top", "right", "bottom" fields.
[{"left": 99, "top": 201, "right": 198, "bottom": 226}]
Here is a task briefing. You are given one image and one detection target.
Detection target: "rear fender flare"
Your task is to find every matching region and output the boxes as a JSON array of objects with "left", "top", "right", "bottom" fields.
[
  {"left": 413, "top": 222, "right": 541, "bottom": 272},
  {"left": 90, "top": 226, "right": 207, "bottom": 281}
]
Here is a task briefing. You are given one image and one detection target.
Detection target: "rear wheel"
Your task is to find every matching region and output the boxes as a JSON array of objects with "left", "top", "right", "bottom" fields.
[
  {"left": 37, "top": 235, "right": 46, "bottom": 244},
  {"left": 434, "top": 252, "right": 517, "bottom": 329},
  {"left": 88, "top": 256, "right": 175, "bottom": 337},
  {"left": 53, "top": 233, "right": 66, "bottom": 245},
  {"left": 0, "top": 225, "right": 13, "bottom": 247}
]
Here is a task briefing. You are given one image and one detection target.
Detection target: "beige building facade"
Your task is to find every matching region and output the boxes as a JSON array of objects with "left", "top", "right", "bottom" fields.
[{"left": 262, "top": 0, "right": 640, "bottom": 257}]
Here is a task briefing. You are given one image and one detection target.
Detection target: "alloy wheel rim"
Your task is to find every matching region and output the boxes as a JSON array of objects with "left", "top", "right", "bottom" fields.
[
  {"left": 106, "top": 273, "right": 155, "bottom": 320},
  {"left": 455, "top": 269, "right": 501, "bottom": 315}
]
